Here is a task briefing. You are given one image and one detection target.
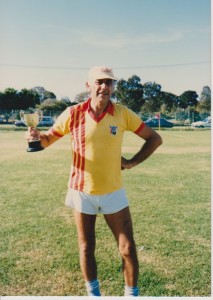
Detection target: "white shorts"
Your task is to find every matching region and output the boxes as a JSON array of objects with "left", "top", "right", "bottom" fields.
[{"left": 65, "top": 188, "right": 129, "bottom": 215}]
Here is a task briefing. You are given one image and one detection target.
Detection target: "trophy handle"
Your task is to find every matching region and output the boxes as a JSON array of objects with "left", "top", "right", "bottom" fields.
[
  {"left": 37, "top": 110, "right": 43, "bottom": 124},
  {"left": 20, "top": 110, "right": 25, "bottom": 122}
]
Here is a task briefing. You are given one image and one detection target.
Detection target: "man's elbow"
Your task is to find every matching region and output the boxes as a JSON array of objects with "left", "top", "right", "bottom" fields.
[
  {"left": 155, "top": 133, "right": 163, "bottom": 148},
  {"left": 158, "top": 135, "right": 163, "bottom": 146}
]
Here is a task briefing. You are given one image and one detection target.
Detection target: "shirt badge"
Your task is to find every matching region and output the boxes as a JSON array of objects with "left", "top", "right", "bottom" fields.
[{"left": 110, "top": 126, "right": 118, "bottom": 135}]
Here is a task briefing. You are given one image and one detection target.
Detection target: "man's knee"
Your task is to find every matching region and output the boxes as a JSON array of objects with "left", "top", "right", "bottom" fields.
[{"left": 119, "top": 240, "right": 136, "bottom": 258}]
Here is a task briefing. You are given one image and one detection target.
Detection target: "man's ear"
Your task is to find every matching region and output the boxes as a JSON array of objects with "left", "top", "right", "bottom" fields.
[{"left": 86, "top": 81, "right": 91, "bottom": 91}]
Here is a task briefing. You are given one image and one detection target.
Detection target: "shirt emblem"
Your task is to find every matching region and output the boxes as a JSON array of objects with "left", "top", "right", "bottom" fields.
[{"left": 110, "top": 125, "right": 118, "bottom": 135}]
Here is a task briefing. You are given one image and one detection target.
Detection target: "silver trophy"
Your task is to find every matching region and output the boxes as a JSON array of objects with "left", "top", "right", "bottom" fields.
[{"left": 20, "top": 109, "right": 44, "bottom": 152}]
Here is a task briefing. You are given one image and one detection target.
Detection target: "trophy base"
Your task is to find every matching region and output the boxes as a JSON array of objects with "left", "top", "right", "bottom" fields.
[{"left": 27, "top": 140, "right": 44, "bottom": 152}]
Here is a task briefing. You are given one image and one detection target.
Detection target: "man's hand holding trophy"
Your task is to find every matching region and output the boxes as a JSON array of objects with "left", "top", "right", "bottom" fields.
[{"left": 21, "top": 109, "right": 44, "bottom": 152}]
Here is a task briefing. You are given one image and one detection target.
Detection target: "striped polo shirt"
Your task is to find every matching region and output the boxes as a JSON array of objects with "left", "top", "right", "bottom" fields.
[{"left": 50, "top": 98, "right": 144, "bottom": 195}]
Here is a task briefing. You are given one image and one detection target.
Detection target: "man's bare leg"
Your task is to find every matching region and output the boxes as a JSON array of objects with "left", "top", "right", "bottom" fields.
[
  {"left": 104, "top": 207, "right": 139, "bottom": 294},
  {"left": 73, "top": 210, "right": 101, "bottom": 295}
]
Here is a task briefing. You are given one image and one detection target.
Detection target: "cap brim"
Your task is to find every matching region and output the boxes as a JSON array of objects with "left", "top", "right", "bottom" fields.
[
  {"left": 98, "top": 75, "right": 117, "bottom": 80},
  {"left": 89, "top": 71, "right": 117, "bottom": 81}
]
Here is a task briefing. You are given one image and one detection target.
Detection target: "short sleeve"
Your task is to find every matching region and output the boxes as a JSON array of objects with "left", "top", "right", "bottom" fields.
[
  {"left": 50, "top": 107, "right": 71, "bottom": 137},
  {"left": 123, "top": 106, "right": 145, "bottom": 133}
]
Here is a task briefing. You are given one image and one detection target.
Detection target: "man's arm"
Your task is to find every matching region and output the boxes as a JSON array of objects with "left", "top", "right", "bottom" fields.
[
  {"left": 121, "top": 124, "right": 163, "bottom": 170},
  {"left": 25, "top": 127, "right": 61, "bottom": 148}
]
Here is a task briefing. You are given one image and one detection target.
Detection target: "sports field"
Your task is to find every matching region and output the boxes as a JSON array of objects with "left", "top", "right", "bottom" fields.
[{"left": 0, "top": 127, "right": 211, "bottom": 296}]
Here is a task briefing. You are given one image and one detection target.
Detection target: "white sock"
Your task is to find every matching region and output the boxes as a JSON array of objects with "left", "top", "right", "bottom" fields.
[
  {"left": 85, "top": 279, "right": 101, "bottom": 296},
  {"left": 124, "top": 285, "right": 139, "bottom": 296}
]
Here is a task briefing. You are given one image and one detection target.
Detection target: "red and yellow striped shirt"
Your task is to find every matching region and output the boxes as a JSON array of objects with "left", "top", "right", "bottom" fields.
[{"left": 50, "top": 99, "right": 144, "bottom": 195}]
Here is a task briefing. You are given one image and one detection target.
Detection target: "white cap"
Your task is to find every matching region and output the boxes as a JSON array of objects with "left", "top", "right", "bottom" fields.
[{"left": 88, "top": 66, "right": 117, "bottom": 82}]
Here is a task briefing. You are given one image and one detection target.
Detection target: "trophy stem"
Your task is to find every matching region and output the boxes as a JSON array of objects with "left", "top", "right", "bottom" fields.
[{"left": 27, "top": 140, "right": 44, "bottom": 152}]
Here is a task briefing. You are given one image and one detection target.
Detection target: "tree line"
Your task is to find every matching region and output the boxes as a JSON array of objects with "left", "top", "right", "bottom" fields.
[{"left": 0, "top": 75, "right": 211, "bottom": 120}]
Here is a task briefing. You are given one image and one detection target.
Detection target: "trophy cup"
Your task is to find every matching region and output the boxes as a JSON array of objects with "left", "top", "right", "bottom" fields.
[{"left": 20, "top": 109, "right": 44, "bottom": 152}]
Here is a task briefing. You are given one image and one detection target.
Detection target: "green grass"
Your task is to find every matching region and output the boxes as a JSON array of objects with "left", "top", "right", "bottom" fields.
[{"left": 0, "top": 128, "right": 211, "bottom": 296}]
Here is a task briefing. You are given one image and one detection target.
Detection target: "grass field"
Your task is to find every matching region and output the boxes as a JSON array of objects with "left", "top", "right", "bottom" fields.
[{"left": 0, "top": 127, "right": 211, "bottom": 296}]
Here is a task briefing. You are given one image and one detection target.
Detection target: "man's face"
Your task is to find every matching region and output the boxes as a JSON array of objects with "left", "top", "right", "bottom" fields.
[{"left": 87, "top": 78, "right": 115, "bottom": 105}]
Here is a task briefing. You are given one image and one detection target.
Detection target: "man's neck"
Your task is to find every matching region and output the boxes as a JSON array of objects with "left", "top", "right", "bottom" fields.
[{"left": 90, "top": 99, "right": 109, "bottom": 116}]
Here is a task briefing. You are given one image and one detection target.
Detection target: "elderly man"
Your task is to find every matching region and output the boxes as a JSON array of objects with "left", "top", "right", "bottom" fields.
[{"left": 26, "top": 66, "right": 162, "bottom": 296}]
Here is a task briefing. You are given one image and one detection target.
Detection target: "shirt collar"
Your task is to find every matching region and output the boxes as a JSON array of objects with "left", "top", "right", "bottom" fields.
[{"left": 81, "top": 98, "right": 114, "bottom": 116}]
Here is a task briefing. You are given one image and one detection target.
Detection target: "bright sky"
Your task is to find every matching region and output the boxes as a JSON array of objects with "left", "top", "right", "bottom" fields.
[{"left": 0, "top": 0, "right": 211, "bottom": 100}]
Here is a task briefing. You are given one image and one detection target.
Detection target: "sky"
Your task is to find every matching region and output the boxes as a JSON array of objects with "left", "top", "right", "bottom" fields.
[{"left": 0, "top": 0, "right": 211, "bottom": 101}]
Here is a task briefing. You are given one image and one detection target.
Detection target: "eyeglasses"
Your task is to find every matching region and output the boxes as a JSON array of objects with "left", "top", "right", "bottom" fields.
[{"left": 95, "top": 79, "right": 114, "bottom": 86}]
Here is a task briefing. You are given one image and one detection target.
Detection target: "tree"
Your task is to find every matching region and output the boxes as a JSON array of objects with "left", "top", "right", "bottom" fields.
[
  {"left": 60, "top": 96, "right": 71, "bottom": 104},
  {"left": 160, "top": 91, "right": 178, "bottom": 111},
  {"left": 43, "top": 91, "right": 56, "bottom": 101},
  {"left": 37, "top": 99, "right": 68, "bottom": 112},
  {"left": 198, "top": 86, "right": 211, "bottom": 112},
  {"left": 31, "top": 86, "right": 56, "bottom": 103},
  {"left": 0, "top": 88, "right": 18, "bottom": 110},
  {"left": 75, "top": 91, "right": 90, "bottom": 103},
  {"left": 31, "top": 86, "right": 46, "bottom": 103},
  {"left": 115, "top": 75, "right": 144, "bottom": 112},
  {"left": 178, "top": 90, "right": 198, "bottom": 109},
  {"left": 142, "top": 82, "right": 162, "bottom": 113},
  {"left": 0, "top": 88, "right": 41, "bottom": 111},
  {"left": 17, "top": 89, "right": 40, "bottom": 109}
]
